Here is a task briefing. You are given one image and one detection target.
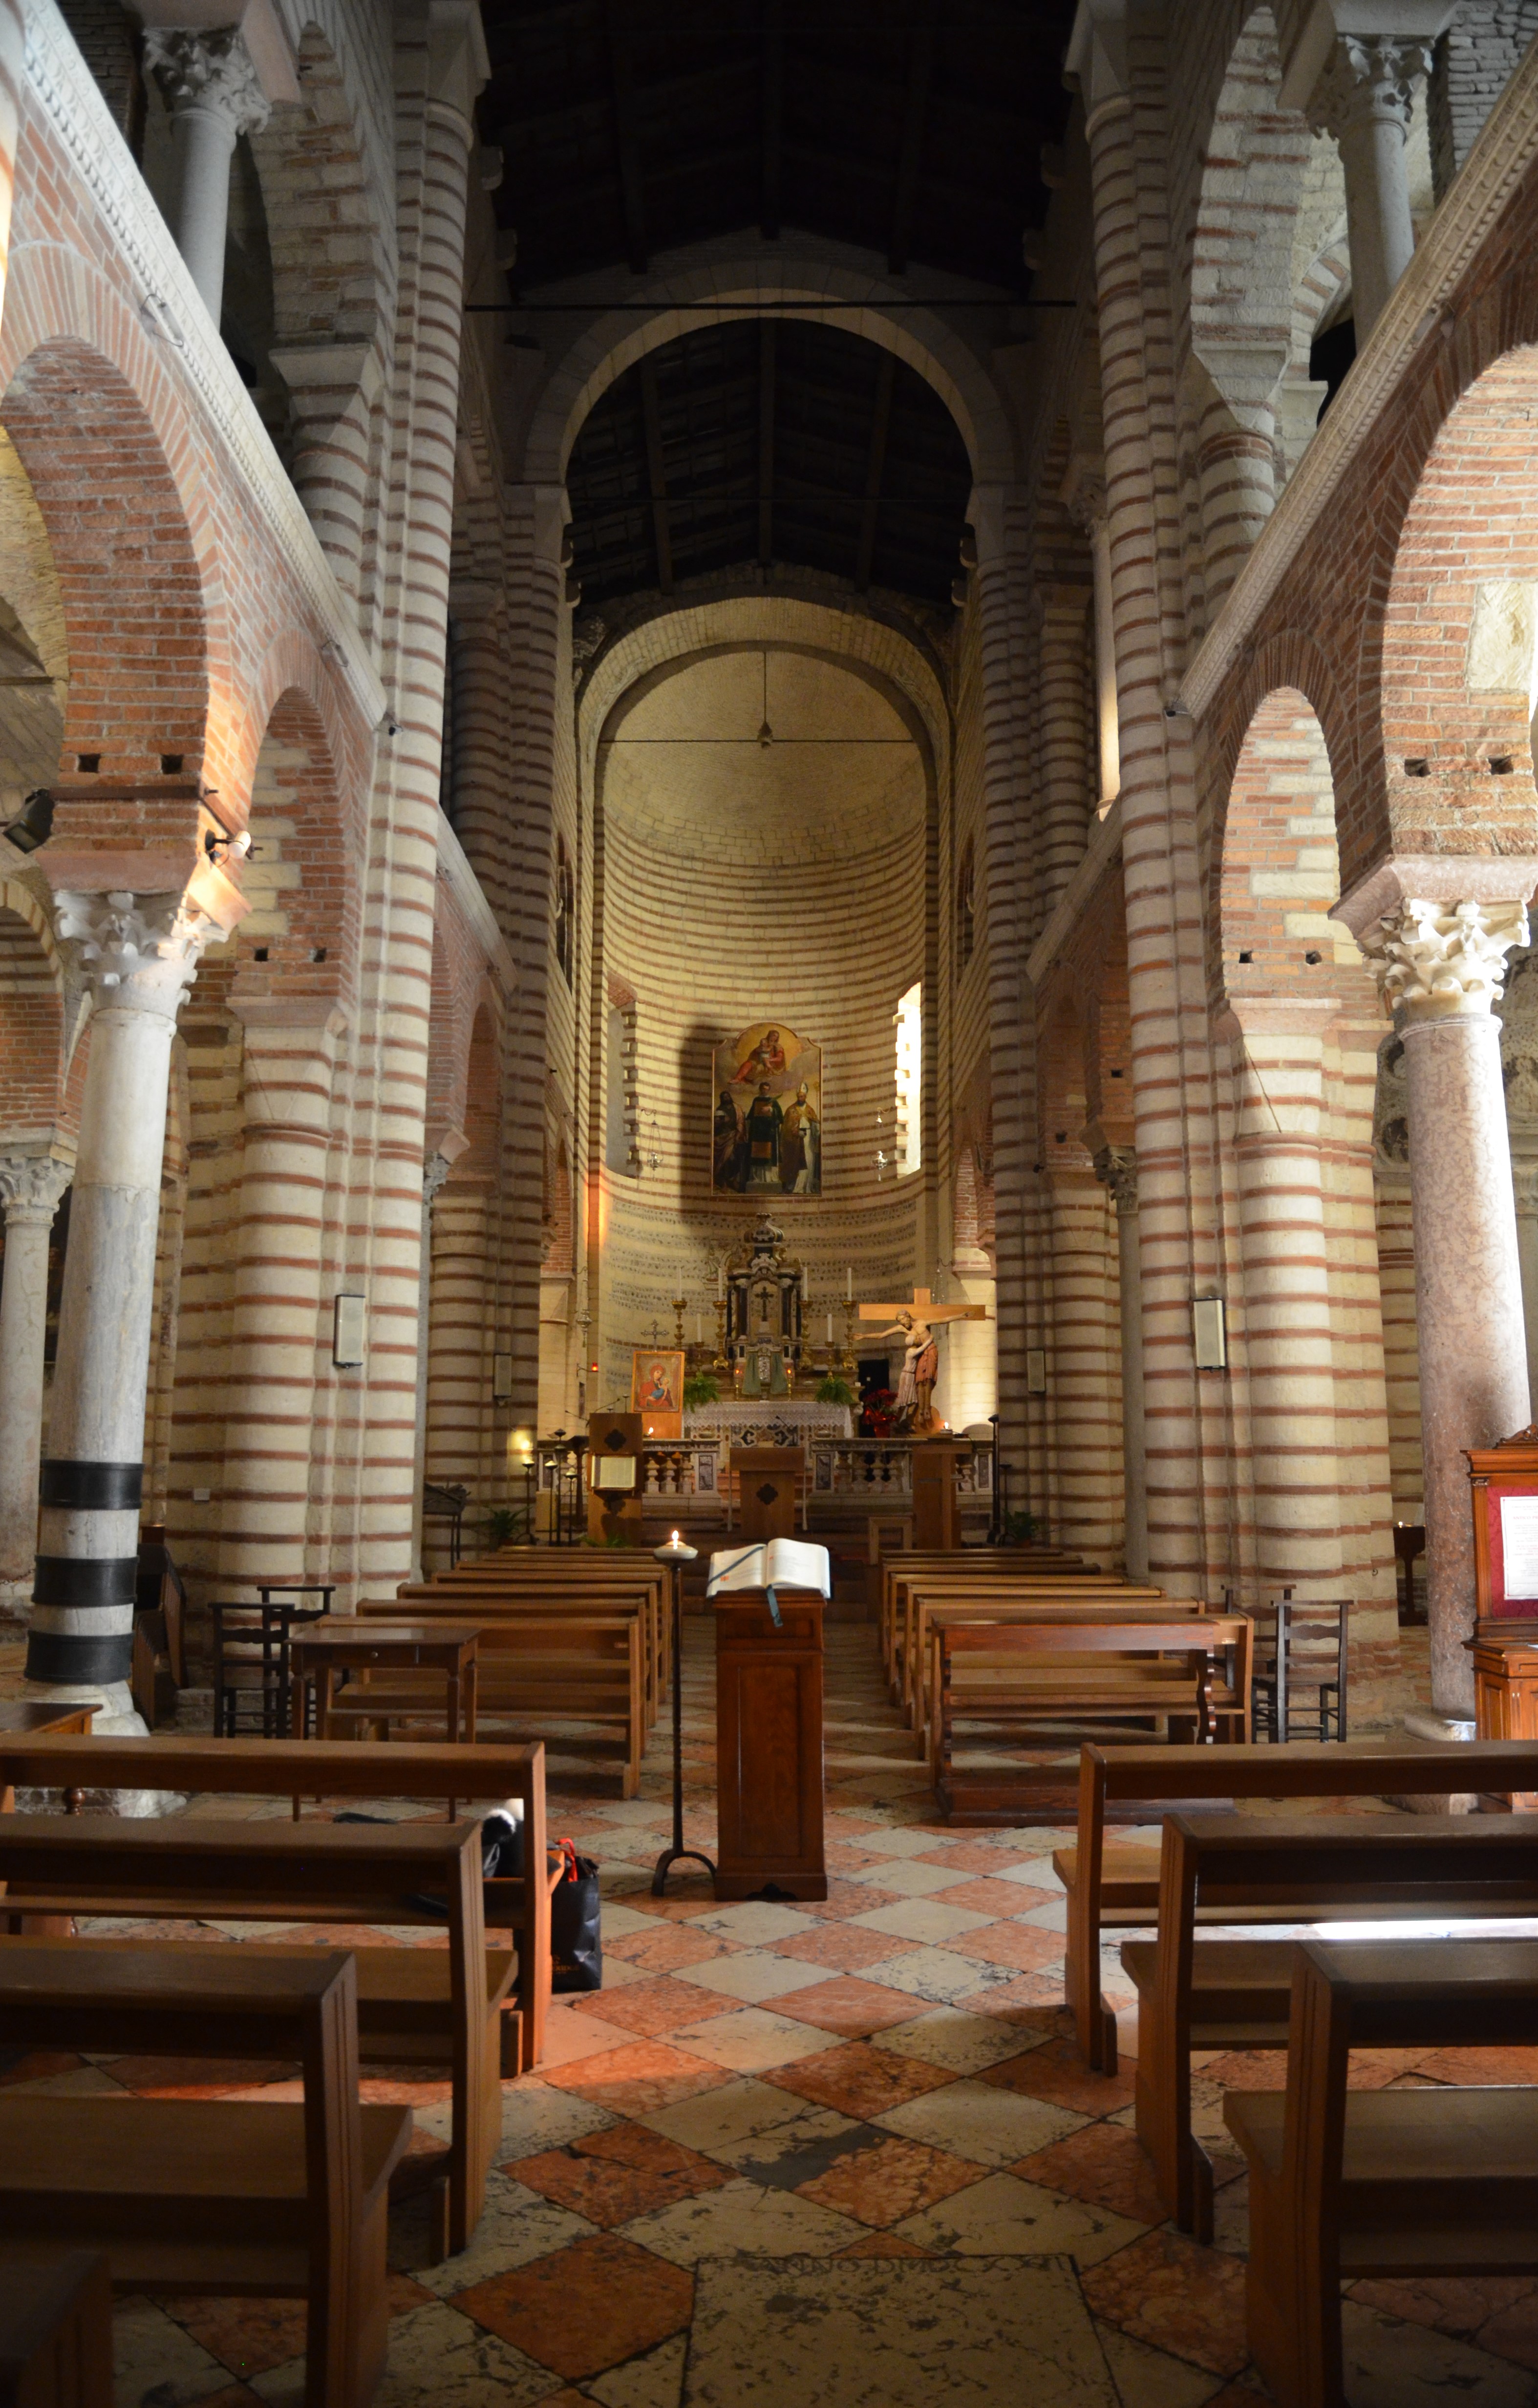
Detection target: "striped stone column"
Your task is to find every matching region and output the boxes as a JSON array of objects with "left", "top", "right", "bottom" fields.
[
  {"left": 1225, "top": 1000, "right": 1346, "bottom": 1596},
  {"left": 1343, "top": 887, "right": 1537, "bottom": 1715},
  {"left": 1094, "top": 1143, "right": 1147, "bottom": 1576},
  {"left": 426, "top": 1179, "right": 491, "bottom": 1534},
  {"left": 1037, "top": 584, "right": 1093, "bottom": 921},
  {"left": 26, "top": 892, "right": 209, "bottom": 1725},
  {"left": 0, "top": 0, "right": 23, "bottom": 339},
  {"left": 1046, "top": 1166, "right": 1122, "bottom": 1557},
  {"left": 216, "top": 1002, "right": 346, "bottom": 1590},
  {"left": 1195, "top": 391, "right": 1277, "bottom": 615},
  {"left": 0, "top": 1155, "right": 71, "bottom": 1605}
]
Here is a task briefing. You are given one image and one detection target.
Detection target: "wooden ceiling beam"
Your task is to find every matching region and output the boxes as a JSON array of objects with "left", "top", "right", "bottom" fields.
[
  {"left": 757, "top": 321, "right": 776, "bottom": 568},
  {"left": 889, "top": 0, "right": 938, "bottom": 274},
  {"left": 854, "top": 350, "right": 897, "bottom": 590},
  {"left": 760, "top": 0, "right": 783, "bottom": 238},
  {"left": 637, "top": 355, "right": 673, "bottom": 594},
  {"left": 604, "top": 0, "right": 648, "bottom": 273}
]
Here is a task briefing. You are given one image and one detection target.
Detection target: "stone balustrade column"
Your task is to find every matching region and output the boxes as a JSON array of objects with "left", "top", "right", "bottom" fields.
[
  {"left": 1094, "top": 1143, "right": 1147, "bottom": 1577},
  {"left": 144, "top": 27, "right": 271, "bottom": 323},
  {"left": 26, "top": 891, "right": 212, "bottom": 1725},
  {"left": 1037, "top": 585, "right": 1093, "bottom": 920},
  {"left": 0, "top": 1156, "right": 71, "bottom": 1609},
  {"left": 1306, "top": 35, "right": 1431, "bottom": 341},
  {"left": 216, "top": 1002, "right": 347, "bottom": 1591},
  {"left": 1343, "top": 888, "right": 1536, "bottom": 1715}
]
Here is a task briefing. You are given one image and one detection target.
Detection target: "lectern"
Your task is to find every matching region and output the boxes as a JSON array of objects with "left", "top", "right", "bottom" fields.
[
  {"left": 910, "top": 1436, "right": 970, "bottom": 1550},
  {"left": 713, "top": 1589, "right": 827, "bottom": 1899}
]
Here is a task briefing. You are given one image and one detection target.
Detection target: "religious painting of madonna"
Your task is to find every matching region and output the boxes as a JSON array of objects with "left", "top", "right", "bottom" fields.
[{"left": 712, "top": 1020, "right": 822, "bottom": 1196}]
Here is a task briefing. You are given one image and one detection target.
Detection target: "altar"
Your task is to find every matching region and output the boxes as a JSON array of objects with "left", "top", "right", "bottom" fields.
[{"left": 684, "top": 1399, "right": 854, "bottom": 1445}]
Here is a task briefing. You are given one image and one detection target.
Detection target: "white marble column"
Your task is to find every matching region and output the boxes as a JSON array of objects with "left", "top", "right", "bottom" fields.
[
  {"left": 25, "top": 891, "right": 210, "bottom": 1726},
  {"left": 0, "top": 1156, "right": 71, "bottom": 1608},
  {"left": 143, "top": 26, "right": 271, "bottom": 323},
  {"left": 1346, "top": 890, "right": 1535, "bottom": 1714},
  {"left": 1306, "top": 36, "right": 1430, "bottom": 341},
  {"left": 1095, "top": 1143, "right": 1147, "bottom": 1578}
]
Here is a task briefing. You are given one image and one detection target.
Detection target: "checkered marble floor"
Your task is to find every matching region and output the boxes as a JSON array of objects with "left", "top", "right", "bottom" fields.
[{"left": 6, "top": 1618, "right": 1538, "bottom": 2404}]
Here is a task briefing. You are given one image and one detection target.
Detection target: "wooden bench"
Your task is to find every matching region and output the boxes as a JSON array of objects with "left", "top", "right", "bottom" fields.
[
  {"left": 1127, "top": 1810, "right": 1538, "bottom": 2238},
  {"left": 396, "top": 1556, "right": 668, "bottom": 1720},
  {"left": 1228, "top": 1935, "right": 1538, "bottom": 2407},
  {"left": 878, "top": 1550, "right": 1092, "bottom": 1692},
  {"left": 932, "top": 1617, "right": 1250, "bottom": 1823},
  {"left": 906, "top": 1587, "right": 1211, "bottom": 1740},
  {"left": 0, "top": 2247, "right": 112, "bottom": 2408},
  {"left": 1057, "top": 1735, "right": 1538, "bottom": 2075},
  {"left": 392, "top": 1577, "right": 663, "bottom": 1725},
  {"left": 0, "top": 1807, "right": 502, "bottom": 2262},
  {"left": 0, "top": 1941, "right": 409, "bottom": 2408},
  {"left": 359, "top": 1608, "right": 646, "bottom": 1795},
  {"left": 0, "top": 1732, "right": 551, "bottom": 2072}
]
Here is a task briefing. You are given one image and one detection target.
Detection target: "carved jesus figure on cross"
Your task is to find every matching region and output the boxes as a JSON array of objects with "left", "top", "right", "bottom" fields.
[{"left": 857, "top": 1286, "right": 988, "bottom": 1432}]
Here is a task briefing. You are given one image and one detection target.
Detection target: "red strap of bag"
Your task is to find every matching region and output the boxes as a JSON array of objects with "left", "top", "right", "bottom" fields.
[{"left": 556, "top": 1836, "right": 580, "bottom": 1883}]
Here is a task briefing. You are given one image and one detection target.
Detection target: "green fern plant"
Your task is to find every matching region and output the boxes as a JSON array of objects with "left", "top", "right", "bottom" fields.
[
  {"left": 683, "top": 1373, "right": 720, "bottom": 1408},
  {"left": 816, "top": 1376, "right": 856, "bottom": 1406}
]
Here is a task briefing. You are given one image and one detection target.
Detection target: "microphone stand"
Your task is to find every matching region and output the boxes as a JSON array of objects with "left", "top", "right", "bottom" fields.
[{"left": 650, "top": 1536, "right": 717, "bottom": 1896}]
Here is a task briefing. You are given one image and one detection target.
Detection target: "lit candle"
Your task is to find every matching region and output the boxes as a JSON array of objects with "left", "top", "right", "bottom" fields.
[{"left": 845, "top": 1266, "right": 852, "bottom": 1300}]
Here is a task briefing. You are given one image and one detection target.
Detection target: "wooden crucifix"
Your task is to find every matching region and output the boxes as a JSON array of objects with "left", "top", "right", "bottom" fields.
[{"left": 857, "top": 1287, "right": 988, "bottom": 1431}]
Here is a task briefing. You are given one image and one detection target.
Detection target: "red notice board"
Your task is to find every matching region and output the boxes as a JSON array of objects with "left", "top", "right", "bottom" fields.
[{"left": 1468, "top": 1428, "right": 1538, "bottom": 1625}]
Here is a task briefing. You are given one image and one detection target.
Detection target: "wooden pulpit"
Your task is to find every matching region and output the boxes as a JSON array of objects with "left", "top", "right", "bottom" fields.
[
  {"left": 714, "top": 1590, "right": 826, "bottom": 1899},
  {"left": 732, "top": 1446, "right": 802, "bottom": 1540},
  {"left": 910, "top": 1437, "right": 970, "bottom": 1550},
  {"left": 587, "top": 1411, "right": 644, "bottom": 1544}
]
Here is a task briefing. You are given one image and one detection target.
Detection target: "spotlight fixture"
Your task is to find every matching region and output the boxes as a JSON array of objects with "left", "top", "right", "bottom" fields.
[{"left": 1, "top": 787, "right": 54, "bottom": 854}]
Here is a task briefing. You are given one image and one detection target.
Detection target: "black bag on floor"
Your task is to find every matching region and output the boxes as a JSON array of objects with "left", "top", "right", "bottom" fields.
[{"left": 551, "top": 1837, "right": 602, "bottom": 1993}]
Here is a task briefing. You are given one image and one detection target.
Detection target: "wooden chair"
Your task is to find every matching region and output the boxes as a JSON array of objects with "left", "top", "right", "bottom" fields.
[
  {"left": 1251, "top": 1591, "right": 1349, "bottom": 1742},
  {"left": 0, "top": 1809, "right": 500, "bottom": 2261},
  {"left": 0, "top": 1942, "right": 409, "bottom": 2408},
  {"left": 210, "top": 1600, "right": 327, "bottom": 1738},
  {"left": 1227, "top": 1935, "right": 1538, "bottom": 2407},
  {"left": 0, "top": 2248, "right": 112, "bottom": 2408},
  {"left": 932, "top": 1616, "right": 1250, "bottom": 1823},
  {"left": 1126, "top": 1809, "right": 1538, "bottom": 2239}
]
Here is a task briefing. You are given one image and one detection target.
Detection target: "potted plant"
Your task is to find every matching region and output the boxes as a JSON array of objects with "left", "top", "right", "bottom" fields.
[
  {"left": 683, "top": 1372, "right": 720, "bottom": 1409},
  {"left": 816, "top": 1376, "right": 856, "bottom": 1406}
]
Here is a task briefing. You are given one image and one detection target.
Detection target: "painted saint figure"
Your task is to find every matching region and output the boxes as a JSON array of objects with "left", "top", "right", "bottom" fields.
[
  {"left": 744, "top": 1082, "right": 784, "bottom": 1188},
  {"left": 779, "top": 1081, "right": 819, "bottom": 1194},
  {"left": 713, "top": 1087, "right": 746, "bottom": 1190}
]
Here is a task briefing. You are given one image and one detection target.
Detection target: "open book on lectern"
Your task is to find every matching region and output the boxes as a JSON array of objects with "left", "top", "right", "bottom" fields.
[{"left": 706, "top": 1540, "right": 831, "bottom": 1625}]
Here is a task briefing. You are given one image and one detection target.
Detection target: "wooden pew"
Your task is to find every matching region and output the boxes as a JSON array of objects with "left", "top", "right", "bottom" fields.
[
  {"left": 392, "top": 1584, "right": 663, "bottom": 1730},
  {"left": 889, "top": 1574, "right": 1153, "bottom": 1721},
  {"left": 0, "top": 1807, "right": 500, "bottom": 2261},
  {"left": 1058, "top": 1736, "right": 1538, "bottom": 2075},
  {"left": 0, "top": 1733, "right": 551, "bottom": 2075},
  {"left": 0, "top": 1941, "right": 409, "bottom": 2408},
  {"left": 357, "top": 1608, "right": 645, "bottom": 1794},
  {"left": 0, "top": 2248, "right": 112, "bottom": 2408},
  {"left": 1228, "top": 1936, "right": 1538, "bottom": 2407},
  {"left": 905, "top": 1586, "right": 1206, "bottom": 1739},
  {"left": 397, "top": 1555, "right": 668, "bottom": 1716},
  {"left": 1128, "top": 1810, "right": 1538, "bottom": 2238},
  {"left": 932, "top": 1617, "right": 1249, "bottom": 1823},
  {"left": 879, "top": 1551, "right": 1092, "bottom": 1691}
]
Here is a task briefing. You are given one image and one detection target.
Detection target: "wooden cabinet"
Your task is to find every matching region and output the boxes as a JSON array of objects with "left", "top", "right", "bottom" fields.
[
  {"left": 1471, "top": 1630, "right": 1538, "bottom": 1810},
  {"left": 713, "top": 1594, "right": 826, "bottom": 1900}
]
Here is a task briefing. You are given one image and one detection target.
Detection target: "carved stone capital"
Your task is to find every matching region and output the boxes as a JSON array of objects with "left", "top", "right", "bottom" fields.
[
  {"left": 1092, "top": 1142, "right": 1139, "bottom": 1214},
  {"left": 423, "top": 1152, "right": 455, "bottom": 1207},
  {"left": 1512, "top": 1157, "right": 1538, "bottom": 1217},
  {"left": 1063, "top": 468, "right": 1107, "bottom": 537},
  {"left": 1356, "top": 897, "right": 1530, "bottom": 1022},
  {"left": 53, "top": 889, "right": 214, "bottom": 1018},
  {"left": 144, "top": 25, "right": 271, "bottom": 139},
  {"left": 0, "top": 1154, "right": 71, "bottom": 1226},
  {"left": 1307, "top": 34, "right": 1429, "bottom": 143}
]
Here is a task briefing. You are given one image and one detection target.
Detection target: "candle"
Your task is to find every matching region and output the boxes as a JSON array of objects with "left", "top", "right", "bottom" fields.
[
  {"left": 826, "top": 1311, "right": 833, "bottom": 1342},
  {"left": 801, "top": 1266, "right": 808, "bottom": 1300},
  {"left": 717, "top": 1263, "right": 724, "bottom": 1299},
  {"left": 695, "top": 1313, "right": 702, "bottom": 1343},
  {"left": 845, "top": 1266, "right": 852, "bottom": 1300}
]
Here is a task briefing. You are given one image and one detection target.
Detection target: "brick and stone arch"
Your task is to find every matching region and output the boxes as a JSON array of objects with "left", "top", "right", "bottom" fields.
[
  {"left": 1211, "top": 685, "right": 1398, "bottom": 1659},
  {"left": 0, "top": 338, "right": 208, "bottom": 799}
]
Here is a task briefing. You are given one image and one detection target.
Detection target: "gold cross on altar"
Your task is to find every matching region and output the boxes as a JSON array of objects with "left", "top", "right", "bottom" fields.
[{"left": 857, "top": 1286, "right": 987, "bottom": 1326}]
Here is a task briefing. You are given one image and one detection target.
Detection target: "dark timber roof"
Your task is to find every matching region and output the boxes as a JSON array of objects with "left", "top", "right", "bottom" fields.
[{"left": 479, "top": 0, "right": 1075, "bottom": 605}]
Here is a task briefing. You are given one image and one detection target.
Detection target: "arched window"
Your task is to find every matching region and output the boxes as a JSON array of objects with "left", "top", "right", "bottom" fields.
[
  {"left": 555, "top": 837, "right": 575, "bottom": 988},
  {"left": 956, "top": 838, "right": 975, "bottom": 973}
]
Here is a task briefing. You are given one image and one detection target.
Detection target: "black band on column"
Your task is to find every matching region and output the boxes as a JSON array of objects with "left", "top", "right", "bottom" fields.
[
  {"left": 31, "top": 1555, "right": 139, "bottom": 1609},
  {"left": 39, "top": 1461, "right": 144, "bottom": 1511},
  {"left": 24, "top": 1629, "right": 133, "bottom": 1683}
]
